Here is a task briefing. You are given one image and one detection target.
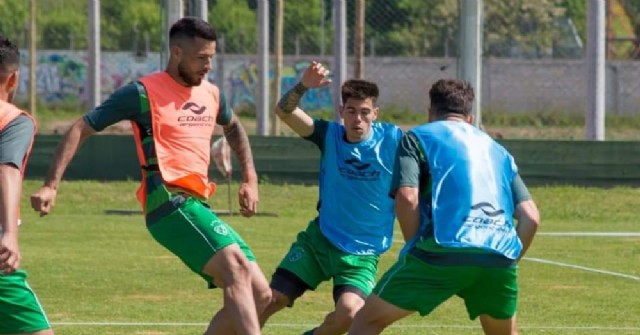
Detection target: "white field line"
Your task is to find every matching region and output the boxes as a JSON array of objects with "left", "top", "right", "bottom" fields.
[
  {"left": 50, "top": 321, "right": 640, "bottom": 331},
  {"left": 523, "top": 257, "right": 640, "bottom": 281},
  {"left": 391, "top": 231, "right": 640, "bottom": 281}
]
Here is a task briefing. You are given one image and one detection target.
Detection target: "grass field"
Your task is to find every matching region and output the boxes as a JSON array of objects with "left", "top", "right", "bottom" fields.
[{"left": 16, "top": 180, "right": 640, "bottom": 335}]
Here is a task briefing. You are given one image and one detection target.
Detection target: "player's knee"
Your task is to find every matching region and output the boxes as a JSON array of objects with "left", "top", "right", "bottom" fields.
[
  {"left": 220, "top": 250, "right": 252, "bottom": 286},
  {"left": 333, "top": 300, "right": 364, "bottom": 330},
  {"left": 254, "top": 284, "right": 272, "bottom": 312}
]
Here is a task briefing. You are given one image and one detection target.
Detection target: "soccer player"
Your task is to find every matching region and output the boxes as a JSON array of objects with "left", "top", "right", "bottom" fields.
[
  {"left": 0, "top": 35, "right": 54, "bottom": 335},
  {"left": 30, "top": 17, "right": 270, "bottom": 335},
  {"left": 348, "top": 79, "right": 540, "bottom": 335},
  {"left": 259, "top": 61, "right": 404, "bottom": 335}
]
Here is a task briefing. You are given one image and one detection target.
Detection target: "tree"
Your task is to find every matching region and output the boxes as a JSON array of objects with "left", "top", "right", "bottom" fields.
[
  {"left": 483, "top": 0, "right": 567, "bottom": 58},
  {"left": 39, "top": 0, "right": 88, "bottom": 50},
  {"left": 210, "top": 0, "right": 257, "bottom": 54},
  {"left": 0, "top": 1, "right": 29, "bottom": 47}
]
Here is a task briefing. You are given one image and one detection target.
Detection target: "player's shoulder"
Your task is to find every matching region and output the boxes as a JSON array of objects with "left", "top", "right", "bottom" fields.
[
  {"left": 200, "top": 80, "right": 221, "bottom": 96},
  {"left": 373, "top": 121, "right": 404, "bottom": 138}
]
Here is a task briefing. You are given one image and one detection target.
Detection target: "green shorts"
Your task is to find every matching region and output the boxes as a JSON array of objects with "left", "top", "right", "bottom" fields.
[
  {"left": 374, "top": 253, "right": 518, "bottom": 320},
  {"left": 0, "top": 269, "right": 51, "bottom": 334},
  {"left": 147, "top": 195, "right": 255, "bottom": 285},
  {"left": 272, "top": 220, "right": 379, "bottom": 303}
]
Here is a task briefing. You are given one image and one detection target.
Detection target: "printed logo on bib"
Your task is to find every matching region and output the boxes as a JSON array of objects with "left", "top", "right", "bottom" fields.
[
  {"left": 339, "top": 158, "right": 380, "bottom": 181},
  {"left": 463, "top": 202, "right": 509, "bottom": 230},
  {"left": 178, "top": 101, "right": 214, "bottom": 127}
]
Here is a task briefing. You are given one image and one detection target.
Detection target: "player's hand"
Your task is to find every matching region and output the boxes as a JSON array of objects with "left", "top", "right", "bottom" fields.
[
  {"left": 0, "top": 233, "right": 21, "bottom": 274},
  {"left": 30, "top": 186, "right": 57, "bottom": 217},
  {"left": 238, "top": 181, "right": 259, "bottom": 217},
  {"left": 301, "top": 61, "right": 332, "bottom": 89}
]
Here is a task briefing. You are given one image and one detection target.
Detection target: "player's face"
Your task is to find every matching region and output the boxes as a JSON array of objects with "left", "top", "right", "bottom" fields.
[
  {"left": 176, "top": 37, "right": 215, "bottom": 86},
  {"left": 340, "top": 97, "right": 378, "bottom": 142}
]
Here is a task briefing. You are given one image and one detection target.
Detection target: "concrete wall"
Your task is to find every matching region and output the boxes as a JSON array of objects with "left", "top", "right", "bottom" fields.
[{"left": 14, "top": 50, "right": 640, "bottom": 115}]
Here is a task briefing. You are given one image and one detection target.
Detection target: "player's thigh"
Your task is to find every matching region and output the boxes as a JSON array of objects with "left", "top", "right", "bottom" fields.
[
  {"left": 273, "top": 220, "right": 329, "bottom": 291},
  {"left": 0, "top": 270, "right": 52, "bottom": 335},
  {"left": 373, "top": 253, "right": 474, "bottom": 316},
  {"left": 333, "top": 252, "right": 379, "bottom": 301},
  {"left": 458, "top": 266, "right": 518, "bottom": 320},
  {"left": 350, "top": 293, "right": 414, "bottom": 331},
  {"left": 147, "top": 197, "right": 254, "bottom": 283},
  {"left": 479, "top": 314, "right": 518, "bottom": 335}
]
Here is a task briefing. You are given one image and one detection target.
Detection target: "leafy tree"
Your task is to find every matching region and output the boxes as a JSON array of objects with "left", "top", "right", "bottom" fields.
[
  {"left": 210, "top": 0, "right": 257, "bottom": 54},
  {"left": 0, "top": 0, "right": 29, "bottom": 47},
  {"left": 39, "top": 1, "right": 88, "bottom": 50},
  {"left": 483, "top": 0, "right": 567, "bottom": 58},
  {"left": 562, "top": 0, "right": 587, "bottom": 41}
]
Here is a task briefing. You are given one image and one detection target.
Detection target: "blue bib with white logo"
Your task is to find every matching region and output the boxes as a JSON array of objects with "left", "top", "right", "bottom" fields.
[
  {"left": 411, "top": 121, "right": 522, "bottom": 259},
  {"left": 318, "top": 122, "right": 402, "bottom": 255}
]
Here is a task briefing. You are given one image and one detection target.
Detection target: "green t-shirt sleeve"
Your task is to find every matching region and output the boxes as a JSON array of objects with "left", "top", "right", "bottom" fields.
[
  {"left": 216, "top": 92, "right": 233, "bottom": 126},
  {"left": 0, "top": 115, "right": 35, "bottom": 170},
  {"left": 390, "top": 132, "right": 423, "bottom": 198},
  {"left": 83, "top": 82, "right": 142, "bottom": 132},
  {"left": 303, "top": 119, "right": 330, "bottom": 152},
  {"left": 512, "top": 173, "right": 532, "bottom": 205}
]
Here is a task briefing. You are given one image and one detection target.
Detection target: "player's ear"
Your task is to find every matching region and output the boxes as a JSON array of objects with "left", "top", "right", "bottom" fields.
[
  {"left": 6, "top": 70, "right": 18, "bottom": 92},
  {"left": 372, "top": 107, "right": 379, "bottom": 121},
  {"left": 466, "top": 114, "right": 474, "bottom": 124}
]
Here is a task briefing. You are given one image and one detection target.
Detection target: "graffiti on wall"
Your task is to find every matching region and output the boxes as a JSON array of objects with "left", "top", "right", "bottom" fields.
[
  {"left": 16, "top": 50, "right": 161, "bottom": 105},
  {"left": 14, "top": 50, "right": 332, "bottom": 112},
  {"left": 18, "top": 52, "right": 87, "bottom": 104},
  {"left": 228, "top": 60, "right": 333, "bottom": 112}
]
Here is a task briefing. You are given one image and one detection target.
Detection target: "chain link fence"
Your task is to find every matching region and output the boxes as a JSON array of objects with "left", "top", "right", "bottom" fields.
[{"left": 4, "top": 0, "right": 639, "bottom": 131}]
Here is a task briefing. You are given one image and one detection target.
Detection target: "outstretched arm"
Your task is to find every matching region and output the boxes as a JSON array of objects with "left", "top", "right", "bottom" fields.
[
  {"left": 223, "top": 114, "right": 258, "bottom": 217},
  {"left": 275, "top": 61, "right": 331, "bottom": 137},
  {"left": 30, "top": 118, "right": 95, "bottom": 216}
]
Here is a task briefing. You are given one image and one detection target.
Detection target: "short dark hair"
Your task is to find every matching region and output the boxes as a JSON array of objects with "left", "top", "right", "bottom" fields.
[
  {"left": 341, "top": 79, "right": 379, "bottom": 104},
  {"left": 428, "top": 79, "right": 475, "bottom": 117},
  {"left": 169, "top": 17, "right": 217, "bottom": 47},
  {"left": 0, "top": 35, "right": 20, "bottom": 72}
]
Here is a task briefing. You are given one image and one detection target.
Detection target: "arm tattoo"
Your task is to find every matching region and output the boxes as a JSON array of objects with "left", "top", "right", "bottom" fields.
[
  {"left": 223, "top": 115, "right": 257, "bottom": 183},
  {"left": 277, "top": 82, "right": 308, "bottom": 114}
]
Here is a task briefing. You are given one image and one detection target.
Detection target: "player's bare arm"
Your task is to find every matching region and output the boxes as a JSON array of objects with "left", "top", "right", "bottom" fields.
[
  {"left": 514, "top": 200, "right": 540, "bottom": 261},
  {"left": 30, "top": 118, "right": 96, "bottom": 216},
  {"left": 394, "top": 186, "right": 421, "bottom": 242},
  {"left": 0, "top": 163, "right": 21, "bottom": 274},
  {"left": 223, "top": 114, "right": 259, "bottom": 217},
  {"left": 275, "top": 61, "right": 331, "bottom": 137}
]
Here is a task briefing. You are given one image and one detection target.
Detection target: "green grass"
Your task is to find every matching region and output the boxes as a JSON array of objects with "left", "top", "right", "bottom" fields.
[{"left": 16, "top": 181, "right": 640, "bottom": 334}]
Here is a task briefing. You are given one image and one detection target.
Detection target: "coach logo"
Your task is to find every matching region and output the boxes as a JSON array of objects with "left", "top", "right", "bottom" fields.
[
  {"left": 340, "top": 158, "right": 380, "bottom": 181},
  {"left": 470, "top": 202, "right": 505, "bottom": 217},
  {"left": 182, "top": 102, "right": 207, "bottom": 115},
  {"left": 344, "top": 158, "right": 371, "bottom": 171}
]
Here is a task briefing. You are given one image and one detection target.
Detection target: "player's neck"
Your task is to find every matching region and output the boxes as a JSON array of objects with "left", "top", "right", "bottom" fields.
[{"left": 164, "top": 66, "right": 190, "bottom": 88}]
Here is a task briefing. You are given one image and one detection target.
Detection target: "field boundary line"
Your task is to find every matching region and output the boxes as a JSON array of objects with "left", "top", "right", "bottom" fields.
[
  {"left": 537, "top": 232, "right": 640, "bottom": 237},
  {"left": 50, "top": 321, "right": 640, "bottom": 331},
  {"left": 524, "top": 257, "right": 640, "bottom": 281}
]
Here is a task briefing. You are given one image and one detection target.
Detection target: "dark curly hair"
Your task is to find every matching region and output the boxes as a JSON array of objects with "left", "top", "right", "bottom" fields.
[
  {"left": 428, "top": 79, "right": 475, "bottom": 117},
  {"left": 0, "top": 35, "right": 20, "bottom": 73}
]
